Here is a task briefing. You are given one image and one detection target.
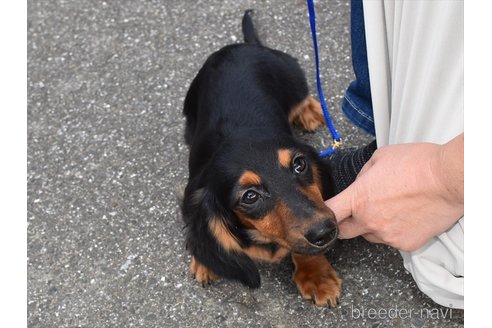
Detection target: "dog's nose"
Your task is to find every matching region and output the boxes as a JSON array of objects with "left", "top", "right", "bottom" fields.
[{"left": 304, "top": 220, "right": 338, "bottom": 247}]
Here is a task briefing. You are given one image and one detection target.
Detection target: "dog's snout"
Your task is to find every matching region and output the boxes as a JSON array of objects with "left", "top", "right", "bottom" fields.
[{"left": 305, "top": 220, "right": 338, "bottom": 247}]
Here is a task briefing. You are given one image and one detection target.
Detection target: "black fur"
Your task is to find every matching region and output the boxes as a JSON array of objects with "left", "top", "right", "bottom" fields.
[
  {"left": 242, "top": 9, "right": 262, "bottom": 45},
  {"left": 182, "top": 10, "right": 335, "bottom": 288}
]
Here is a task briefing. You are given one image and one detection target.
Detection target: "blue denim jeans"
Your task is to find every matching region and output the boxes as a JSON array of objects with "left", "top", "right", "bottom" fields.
[{"left": 342, "top": 0, "right": 375, "bottom": 136}]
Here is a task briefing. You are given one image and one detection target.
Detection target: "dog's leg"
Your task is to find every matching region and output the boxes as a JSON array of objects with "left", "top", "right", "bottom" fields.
[
  {"left": 190, "top": 256, "right": 218, "bottom": 287},
  {"left": 288, "top": 96, "right": 326, "bottom": 132},
  {"left": 291, "top": 253, "right": 341, "bottom": 306}
]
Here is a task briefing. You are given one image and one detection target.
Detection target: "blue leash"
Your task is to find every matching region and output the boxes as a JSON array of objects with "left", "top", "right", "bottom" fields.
[{"left": 306, "top": 0, "right": 342, "bottom": 157}]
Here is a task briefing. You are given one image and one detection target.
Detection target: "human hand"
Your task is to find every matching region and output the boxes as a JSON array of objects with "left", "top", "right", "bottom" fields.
[{"left": 325, "top": 134, "right": 464, "bottom": 252}]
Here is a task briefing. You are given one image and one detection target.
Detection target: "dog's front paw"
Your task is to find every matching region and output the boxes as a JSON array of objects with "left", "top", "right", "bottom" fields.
[
  {"left": 292, "top": 254, "right": 342, "bottom": 307},
  {"left": 190, "top": 256, "right": 218, "bottom": 287}
]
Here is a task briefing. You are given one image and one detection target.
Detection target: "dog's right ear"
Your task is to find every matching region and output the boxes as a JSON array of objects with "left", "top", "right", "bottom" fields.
[{"left": 181, "top": 177, "right": 261, "bottom": 288}]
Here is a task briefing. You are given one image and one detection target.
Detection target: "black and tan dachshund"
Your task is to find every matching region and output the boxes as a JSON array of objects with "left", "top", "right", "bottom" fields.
[{"left": 181, "top": 10, "right": 341, "bottom": 306}]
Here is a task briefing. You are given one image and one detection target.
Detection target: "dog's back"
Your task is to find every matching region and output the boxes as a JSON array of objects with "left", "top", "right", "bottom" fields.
[{"left": 183, "top": 11, "right": 308, "bottom": 153}]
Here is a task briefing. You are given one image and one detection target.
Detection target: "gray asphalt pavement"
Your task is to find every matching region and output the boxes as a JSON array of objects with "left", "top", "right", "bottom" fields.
[{"left": 27, "top": 0, "right": 464, "bottom": 327}]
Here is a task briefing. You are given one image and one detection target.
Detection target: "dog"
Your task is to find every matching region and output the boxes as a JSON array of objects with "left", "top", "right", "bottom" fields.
[{"left": 181, "top": 10, "right": 341, "bottom": 306}]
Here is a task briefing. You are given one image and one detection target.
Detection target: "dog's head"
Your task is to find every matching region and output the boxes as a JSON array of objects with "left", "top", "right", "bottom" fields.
[{"left": 182, "top": 135, "right": 337, "bottom": 287}]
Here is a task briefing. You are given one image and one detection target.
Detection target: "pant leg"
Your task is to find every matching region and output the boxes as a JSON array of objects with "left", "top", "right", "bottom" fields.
[
  {"left": 400, "top": 218, "right": 464, "bottom": 309},
  {"left": 362, "top": 0, "right": 464, "bottom": 308},
  {"left": 342, "top": 0, "right": 375, "bottom": 136}
]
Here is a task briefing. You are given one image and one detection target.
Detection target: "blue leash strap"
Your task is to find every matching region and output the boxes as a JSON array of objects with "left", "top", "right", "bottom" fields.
[{"left": 306, "top": 0, "right": 342, "bottom": 157}]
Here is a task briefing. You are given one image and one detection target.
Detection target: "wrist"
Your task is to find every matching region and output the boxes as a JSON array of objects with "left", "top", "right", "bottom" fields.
[{"left": 432, "top": 134, "right": 464, "bottom": 208}]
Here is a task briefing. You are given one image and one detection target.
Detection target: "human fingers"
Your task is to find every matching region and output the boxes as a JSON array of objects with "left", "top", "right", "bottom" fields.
[
  {"left": 361, "top": 233, "right": 382, "bottom": 244},
  {"left": 337, "top": 217, "right": 368, "bottom": 239},
  {"left": 325, "top": 188, "right": 353, "bottom": 224}
]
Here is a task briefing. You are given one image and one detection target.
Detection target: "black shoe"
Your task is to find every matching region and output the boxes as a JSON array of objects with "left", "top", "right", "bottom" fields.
[{"left": 326, "top": 140, "right": 377, "bottom": 194}]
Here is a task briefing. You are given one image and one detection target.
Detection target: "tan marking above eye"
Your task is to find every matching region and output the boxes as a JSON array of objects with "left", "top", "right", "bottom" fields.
[
  {"left": 239, "top": 170, "right": 262, "bottom": 186},
  {"left": 277, "top": 149, "right": 292, "bottom": 168}
]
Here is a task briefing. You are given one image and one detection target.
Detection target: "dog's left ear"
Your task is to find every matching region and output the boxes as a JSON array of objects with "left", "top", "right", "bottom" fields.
[{"left": 182, "top": 177, "right": 261, "bottom": 288}]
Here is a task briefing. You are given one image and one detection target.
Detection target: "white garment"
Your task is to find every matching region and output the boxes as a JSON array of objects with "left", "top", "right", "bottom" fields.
[{"left": 362, "top": 0, "right": 464, "bottom": 309}]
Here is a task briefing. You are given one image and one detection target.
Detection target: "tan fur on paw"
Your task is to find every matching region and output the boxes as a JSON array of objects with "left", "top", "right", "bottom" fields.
[
  {"left": 288, "top": 96, "right": 326, "bottom": 132},
  {"left": 292, "top": 254, "right": 342, "bottom": 307},
  {"left": 190, "top": 256, "right": 218, "bottom": 287}
]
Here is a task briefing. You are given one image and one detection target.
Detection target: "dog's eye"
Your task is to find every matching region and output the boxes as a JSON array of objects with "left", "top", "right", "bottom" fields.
[
  {"left": 293, "top": 156, "right": 307, "bottom": 174},
  {"left": 241, "top": 190, "right": 260, "bottom": 205}
]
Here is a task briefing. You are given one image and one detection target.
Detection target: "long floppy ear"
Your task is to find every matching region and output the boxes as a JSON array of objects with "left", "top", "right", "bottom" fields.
[{"left": 181, "top": 179, "right": 261, "bottom": 288}]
